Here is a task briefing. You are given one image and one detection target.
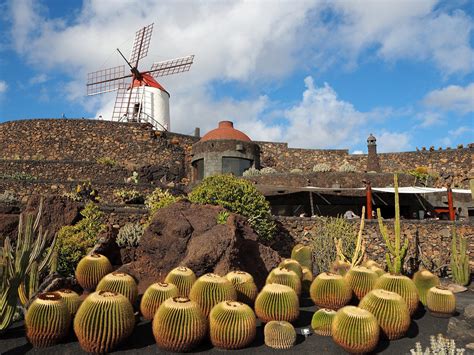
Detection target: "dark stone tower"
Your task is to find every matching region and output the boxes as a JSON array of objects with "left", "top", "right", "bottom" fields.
[{"left": 367, "top": 133, "right": 381, "bottom": 172}]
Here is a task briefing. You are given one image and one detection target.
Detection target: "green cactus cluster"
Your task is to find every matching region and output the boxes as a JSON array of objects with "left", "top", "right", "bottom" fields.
[
  {"left": 311, "top": 308, "right": 336, "bottom": 336},
  {"left": 209, "top": 301, "right": 257, "bottom": 349},
  {"left": 266, "top": 267, "right": 302, "bottom": 296},
  {"left": 291, "top": 244, "right": 312, "bottom": 269},
  {"left": 359, "top": 289, "right": 410, "bottom": 340},
  {"left": 331, "top": 306, "right": 380, "bottom": 354},
  {"left": 225, "top": 271, "right": 258, "bottom": 305},
  {"left": 255, "top": 284, "right": 299, "bottom": 323},
  {"left": 152, "top": 297, "right": 207, "bottom": 352},
  {"left": 413, "top": 269, "right": 440, "bottom": 306},
  {"left": 96, "top": 272, "right": 138, "bottom": 305},
  {"left": 189, "top": 273, "right": 237, "bottom": 317},
  {"left": 426, "top": 286, "right": 456, "bottom": 317},
  {"left": 279, "top": 258, "right": 303, "bottom": 279},
  {"left": 74, "top": 291, "right": 135, "bottom": 353},
  {"left": 264, "top": 321, "right": 296, "bottom": 349},
  {"left": 164, "top": 266, "right": 196, "bottom": 297},
  {"left": 140, "top": 282, "right": 179, "bottom": 320},
  {"left": 450, "top": 228, "right": 470, "bottom": 286},
  {"left": 309, "top": 272, "right": 352, "bottom": 310},
  {"left": 56, "top": 289, "right": 82, "bottom": 316},
  {"left": 374, "top": 273, "right": 419, "bottom": 316},
  {"left": 75, "top": 253, "right": 113, "bottom": 291},
  {"left": 344, "top": 266, "right": 379, "bottom": 300},
  {"left": 25, "top": 292, "right": 71, "bottom": 347}
]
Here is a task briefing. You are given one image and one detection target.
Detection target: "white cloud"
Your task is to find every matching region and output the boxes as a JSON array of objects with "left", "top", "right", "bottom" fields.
[
  {"left": 416, "top": 111, "right": 445, "bottom": 128},
  {"left": 29, "top": 73, "right": 48, "bottom": 85},
  {"left": 0, "top": 80, "right": 7, "bottom": 94},
  {"left": 374, "top": 131, "right": 411, "bottom": 153},
  {"left": 352, "top": 150, "right": 364, "bottom": 155},
  {"left": 423, "top": 83, "right": 474, "bottom": 114}
]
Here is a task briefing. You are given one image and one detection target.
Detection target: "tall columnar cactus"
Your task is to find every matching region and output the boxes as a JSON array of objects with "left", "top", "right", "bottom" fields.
[
  {"left": 96, "top": 272, "right": 138, "bottom": 305},
  {"left": 164, "top": 266, "right": 196, "bottom": 297},
  {"left": 255, "top": 284, "right": 299, "bottom": 323},
  {"left": 426, "top": 286, "right": 456, "bottom": 318},
  {"left": 344, "top": 266, "right": 379, "bottom": 300},
  {"left": 291, "top": 244, "right": 312, "bottom": 269},
  {"left": 331, "top": 306, "right": 380, "bottom": 354},
  {"left": 278, "top": 259, "right": 303, "bottom": 280},
  {"left": 377, "top": 174, "right": 409, "bottom": 274},
  {"left": 264, "top": 321, "right": 297, "bottom": 349},
  {"left": 309, "top": 272, "right": 352, "bottom": 310},
  {"left": 335, "top": 206, "right": 366, "bottom": 268},
  {"left": 450, "top": 227, "right": 470, "bottom": 286},
  {"left": 75, "top": 254, "right": 113, "bottom": 291},
  {"left": 189, "top": 273, "right": 237, "bottom": 318},
  {"left": 1, "top": 200, "right": 57, "bottom": 331},
  {"left": 25, "top": 292, "right": 71, "bottom": 347},
  {"left": 301, "top": 266, "right": 313, "bottom": 295},
  {"left": 225, "top": 271, "right": 258, "bottom": 305},
  {"left": 140, "top": 282, "right": 179, "bottom": 320},
  {"left": 56, "top": 289, "right": 82, "bottom": 316},
  {"left": 311, "top": 308, "right": 337, "bottom": 336},
  {"left": 359, "top": 289, "right": 411, "bottom": 340},
  {"left": 153, "top": 297, "right": 207, "bottom": 352},
  {"left": 74, "top": 291, "right": 135, "bottom": 353},
  {"left": 374, "top": 273, "right": 419, "bottom": 316},
  {"left": 209, "top": 301, "right": 257, "bottom": 349},
  {"left": 413, "top": 269, "right": 440, "bottom": 306},
  {"left": 266, "top": 267, "right": 302, "bottom": 296}
]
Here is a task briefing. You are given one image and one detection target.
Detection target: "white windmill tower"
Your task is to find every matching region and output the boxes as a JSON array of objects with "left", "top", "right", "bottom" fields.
[{"left": 86, "top": 23, "right": 194, "bottom": 131}]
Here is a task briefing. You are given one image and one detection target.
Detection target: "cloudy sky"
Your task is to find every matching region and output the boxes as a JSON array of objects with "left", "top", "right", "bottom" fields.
[{"left": 0, "top": 0, "right": 473, "bottom": 153}]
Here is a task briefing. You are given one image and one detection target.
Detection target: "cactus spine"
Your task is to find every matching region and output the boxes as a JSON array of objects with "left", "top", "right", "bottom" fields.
[
  {"left": 96, "top": 272, "right": 138, "bottom": 305},
  {"left": 264, "top": 321, "right": 296, "bottom": 349},
  {"left": 74, "top": 291, "right": 135, "bottom": 353},
  {"left": 291, "top": 244, "right": 312, "bottom": 269},
  {"left": 255, "top": 284, "right": 299, "bottom": 323},
  {"left": 450, "top": 227, "right": 470, "bottom": 286},
  {"left": 331, "top": 306, "right": 380, "bottom": 354},
  {"left": 153, "top": 297, "right": 207, "bottom": 352},
  {"left": 309, "top": 272, "right": 352, "bottom": 310},
  {"left": 374, "top": 273, "right": 419, "bottom": 316},
  {"left": 225, "top": 271, "right": 258, "bottom": 305},
  {"left": 209, "top": 301, "right": 257, "bottom": 349},
  {"left": 377, "top": 174, "right": 409, "bottom": 274},
  {"left": 75, "top": 253, "right": 113, "bottom": 291},
  {"left": 266, "top": 267, "right": 302, "bottom": 296},
  {"left": 413, "top": 269, "right": 440, "bottom": 305},
  {"left": 311, "top": 308, "right": 336, "bottom": 336},
  {"left": 189, "top": 273, "right": 237, "bottom": 317},
  {"left": 140, "top": 282, "right": 179, "bottom": 320},
  {"left": 25, "top": 292, "right": 71, "bottom": 347},
  {"left": 164, "top": 266, "right": 196, "bottom": 297},
  {"left": 426, "top": 286, "right": 456, "bottom": 318},
  {"left": 56, "top": 289, "right": 82, "bottom": 316},
  {"left": 344, "top": 266, "right": 379, "bottom": 300},
  {"left": 359, "top": 289, "right": 410, "bottom": 340},
  {"left": 279, "top": 259, "right": 303, "bottom": 279}
]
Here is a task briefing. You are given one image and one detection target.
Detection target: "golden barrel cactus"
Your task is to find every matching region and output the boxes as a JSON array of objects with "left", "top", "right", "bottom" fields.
[
  {"left": 164, "top": 266, "right": 196, "bottom": 297},
  {"left": 209, "top": 301, "right": 257, "bottom": 349},
  {"left": 56, "top": 289, "right": 82, "bottom": 316},
  {"left": 311, "top": 308, "right": 336, "bottom": 336},
  {"left": 309, "top": 272, "right": 352, "bottom": 310},
  {"left": 344, "top": 266, "right": 379, "bottom": 300},
  {"left": 225, "top": 271, "right": 258, "bottom": 305},
  {"left": 25, "top": 292, "right": 71, "bottom": 347},
  {"left": 254, "top": 284, "right": 299, "bottom": 323},
  {"left": 140, "top": 282, "right": 179, "bottom": 320},
  {"left": 264, "top": 321, "right": 296, "bottom": 349},
  {"left": 278, "top": 259, "right": 303, "bottom": 279},
  {"left": 291, "top": 244, "right": 313, "bottom": 269},
  {"left": 75, "top": 253, "right": 113, "bottom": 291},
  {"left": 301, "top": 266, "right": 313, "bottom": 295},
  {"left": 413, "top": 269, "right": 440, "bottom": 306},
  {"left": 152, "top": 297, "right": 207, "bottom": 352},
  {"left": 96, "top": 272, "right": 138, "bottom": 305},
  {"left": 330, "top": 259, "right": 351, "bottom": 276},
  {"left": 426, "top": 286, "right": 456, "bottom": 317},
  {"left": 374, "top": 273, "right": 419, "bottom": 316},
  {"left": 266, "top": 267, "right": 302, "bottom": 296}
]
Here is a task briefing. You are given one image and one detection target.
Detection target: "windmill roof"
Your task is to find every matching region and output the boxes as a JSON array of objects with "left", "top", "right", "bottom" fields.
[{"left": 130, "top": 73, "right": 170, "bottom": 96}]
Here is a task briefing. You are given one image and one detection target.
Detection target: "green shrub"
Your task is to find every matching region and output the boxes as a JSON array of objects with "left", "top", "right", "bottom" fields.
[
  {"left": 56, "top": 202, "right": 105, "bottom": 276},
  {"left": 96, "top": 157, "right": 117, "bottom": 166},
  {"left": 313, "top": 163, "right": 331, "bottom": 172},
  {"left": 290, "top": 169, "right": 303, "bottom": 174},
  {"left": 114, "top": 189, "right": 144, "bottom": 204},
  {"left": 260, "top": 167, "right": 277, "bottom": 175},
  {"left": 216, "top": 211, "right": 230, "bottom": 225},
  {"left": 242, "top": 167, "right": 261, "bottom": 177},
  {"left": 116, "top": 223, "right": 145, "bottom": 248},
  {"left": 189, "top": 175, "right": 275, "bottom": 240},
  {"left": 338, "top": 162, "right": 357, "bottom": 172},
  {"left": 145, "top": 188, "right": 181, "bottom": 215}
]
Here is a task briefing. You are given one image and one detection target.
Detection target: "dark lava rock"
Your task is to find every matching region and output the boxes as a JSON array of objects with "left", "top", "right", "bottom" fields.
[
  {"left": 26, "top": 273, "right": 82, "bottom": 309},
  {"left": 118, "top": 200, "right": 281, "bottom": 293},
  {"left": 90, "top": 224, "right": 122, "bottom": 266},
  {"left": 0, "top": 214, "right": 19, "bottom": 244}
]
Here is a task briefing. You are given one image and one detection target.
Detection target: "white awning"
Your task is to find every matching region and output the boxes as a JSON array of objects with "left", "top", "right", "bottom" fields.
[{"left": 371, "top": 187, "right": 471, "bottom": 194}]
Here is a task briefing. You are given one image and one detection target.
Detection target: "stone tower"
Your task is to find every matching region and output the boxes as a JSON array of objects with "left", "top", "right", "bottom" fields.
[{"left": 366, "top": 133, "right": 381, "bottom": 172}]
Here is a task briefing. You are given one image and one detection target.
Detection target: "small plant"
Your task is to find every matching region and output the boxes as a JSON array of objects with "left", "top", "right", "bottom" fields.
[
  {"left": 410, "top": 334, "right": 465, "bottom": 355},
  {"left": 311, "top": 308, "right": 336, "bottom": 336},
  {"left": 125, "top": 171, "right": 139, "bottom": 184},
  {"left": 216, "top": 210, "right": 230, "bottom": 225},
  {"left": 96, "top": 157, "right": 117, "bottom": 166},
  {"left": 0, "top": 190, "right": 18, "bottom": 204},
  {"left": 114, "top": 189, "right": 144, "bottom": 204},
  {"left": 335, "top": 207, "right": 366, "bottom": 268},
  {"left": 426, "top": 286, "right": 456, "bottom": 317},
  {"left": 145, "top": 188, "right": 181, "bottom": 216},
  {"left": 290, "top": 168, "right": 303, "bottom": 174},
  {"left": 291, "top": 244, "right": 312, "bottom": 269},
  {"left": 0, "top": 172, "right": 37, "bottom": 181},
  {"left": 116, "top": 223, "right": 145, "bottom": 248},
  {"left": 338, "top": 162, "right": 357, "bottom": 172},
  {"left": 242, "top": 167, "right": 261, "bottom": 177},
  {"left": 450, "top": 227, "right": 470, "bottom": 286},
  {"left": 255, "top": 284, "right": 299, "bottom": 323},
  {"left": 264, "top": 321, "right": 296, "bottom": 349},
  {"left": 64, "top": 181, "right": 99, "bottom": 202},
  {"left": 260, "top": 167, "right": 277, "bottom": 175},
  {"left": 313, "top": 163, "right": 331, "bottom": 172}
]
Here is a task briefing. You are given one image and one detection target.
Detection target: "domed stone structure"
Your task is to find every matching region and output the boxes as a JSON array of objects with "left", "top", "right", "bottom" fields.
[{"left": 191, "top": 121, "right": 260, "bottom": 181}]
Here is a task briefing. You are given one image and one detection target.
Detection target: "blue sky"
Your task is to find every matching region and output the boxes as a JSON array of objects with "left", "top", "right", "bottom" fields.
[{"left": 0, "top": 0, "right": 473, "bottom": 153}]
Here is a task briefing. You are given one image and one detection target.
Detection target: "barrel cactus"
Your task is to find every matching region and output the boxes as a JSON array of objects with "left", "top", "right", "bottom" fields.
[
  {"left": 96, "top": 272, "right": 138, "bottom": 305},
  {"left": 164, "top": 266, "right": 197, "bottom": 297},
  {"left": 255, "top": 284, "right": 299, "bottom": 323},
  {"left": 75, "top": 253, "right": 113, "bottom": 291},
  {"left": 426, "top": 286, "right": 456, "bottom": 317},
  {"left": 309, "top": 272, "right": 352, "bottom": 310},
  {"left": 278, "top": 259, "right": 303, "bottom": 279},
  {"left": 152, "top": 297, "right": 207, "bottom": 352},
  {"left": 363, "top": 260, "right": 381, "bottom": 268},
  {"left": 264, "top": 321, "right": 296, "bottom": 349},
  {"left": 209, "top": 301, "right": 257, "bottom": 349},
  {"left": 301, "top": 266, "right": 313, "bottom": 295},
  {"left": 311, "top": 308, "right": 336, "bottom": 336},
  {"left": 344, "top": 266, "right": 378, "bottom": 300},
  {"left": 413, "top": 269, "right": 440, "bottom": 306},
  {"left": 374, "top": 273, "right": 419, "bottom": 316},
  {"left": 74, "top": 291, "right": 135, "bottom": 353},
  {"left": 140, "top": 282, "right": 179, "bottom": 320},
  {"left": 369, "top": 265, "right": 385, "bottom": 277},
  {"left": 291, "top": 244, "right": 312, "bottom": 269},
  {"left": 225, "top": 271, "right": 258, "bottom": 305},
  {"left": 56, "top": 289, "right": 82, "bottom": 316},
  {"left": 332, "top": 306, "right": 380, "bottom": 354},
  {"left": 331, "top": 259, "right": 351, "bottom": 276},
  {"left": 189, "top": 273, "right": 237, "bottom": 317},
  {"left": 359, "top": 289, "right": 410, "bottom": 340},
  {"left": 26, "top": 292, "right": 71, "bottom": 347},
  {"left": 266, "top": 267, "right": 302, "bottom": 296}
]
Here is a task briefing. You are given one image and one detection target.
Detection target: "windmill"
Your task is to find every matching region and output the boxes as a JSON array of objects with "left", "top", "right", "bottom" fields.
[{"left": 86, "top": 23, "right": 194, "bottom": 131}]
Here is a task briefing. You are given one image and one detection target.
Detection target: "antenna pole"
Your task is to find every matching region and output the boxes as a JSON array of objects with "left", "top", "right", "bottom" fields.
[{"left": 117, "top": 48, "right": 141, "bottom": 78}]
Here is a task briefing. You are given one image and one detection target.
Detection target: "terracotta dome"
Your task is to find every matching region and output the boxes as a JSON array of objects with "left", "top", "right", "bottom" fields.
[{"left": 200, "top": 121, "right": 251, "bottom": 142}]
